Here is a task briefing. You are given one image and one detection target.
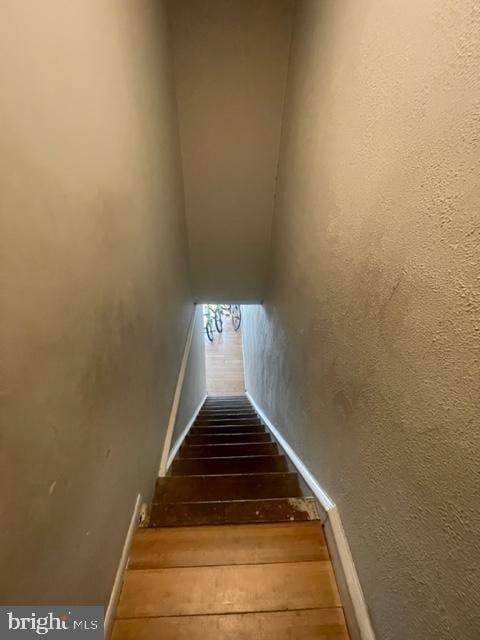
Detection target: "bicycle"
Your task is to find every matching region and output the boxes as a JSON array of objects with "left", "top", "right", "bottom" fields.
[
  {"left": 230, "top": 304, "right": 241, "bottom": 331},
  {"left": 203, "top": 304, "right": 223, "bottom": 342},
  {"left": 218, "top": 304, "right": 242, "bottom": 331}
]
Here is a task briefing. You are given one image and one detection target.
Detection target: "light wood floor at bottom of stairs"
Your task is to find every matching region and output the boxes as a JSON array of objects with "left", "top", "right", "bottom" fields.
[{"left": 112, "top": 522, "right": 350, "bottom": 640}]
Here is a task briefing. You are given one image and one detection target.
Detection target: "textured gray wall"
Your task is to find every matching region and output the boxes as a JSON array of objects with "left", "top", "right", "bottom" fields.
[
  {"left": 0, "top": 0, "right": 192, "bottom": 605},
  {"left": 172, "top": 306, "right": 207, "bottom": 445},
  {"left": 242, "top": 1, "right": 480, "bottom": 638}
]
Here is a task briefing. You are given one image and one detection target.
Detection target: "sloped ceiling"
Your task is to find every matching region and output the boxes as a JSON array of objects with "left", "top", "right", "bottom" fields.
[{"left": 168, "top": 0, "right": 294, "bottom": 302}]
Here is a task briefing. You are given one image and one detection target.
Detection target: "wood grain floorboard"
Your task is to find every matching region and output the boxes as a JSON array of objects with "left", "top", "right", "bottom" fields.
[
  {"left": 117, "top": 561, "right": 341, "bottom": 618},
  {"left": 128, "top": 522, "right": 329, "bottom": 569},
  {"left": 112, "top": 607, "right": 349, "bottom": 640},
  {"left": 206, "top": 320, "right": 245, "bottom": 395}
]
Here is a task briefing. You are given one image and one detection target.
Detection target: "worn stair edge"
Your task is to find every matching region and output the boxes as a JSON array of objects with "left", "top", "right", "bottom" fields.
[{"left": 149, "top": 497, "right": 320, "bottom": 526}]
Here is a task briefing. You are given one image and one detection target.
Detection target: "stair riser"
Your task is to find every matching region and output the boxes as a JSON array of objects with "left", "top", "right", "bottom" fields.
[
  {"left": 179, "top": 442, "right": 278, "bottom": 458},
  {"left": 200, "top": 404, "right": 254, "bottom": 410},
  {"left": 199, "top": 408, "right": 256, "bottom": 414},
  {"left": 171, "top": 455, "right": 289, "bottom": 475},
  {"left": 193, "top": 422, "right": 265, "bottom": 432},
  {"left": 203, "top": 403, "right": 251, "bottom": 409},
  {"left": 190, "top": 425, "right": 266, "bottom": 435},
  {"left": 204, "top": 396, "right": 249, "bottom": 401},
  {"left": 198, "top": 415, "right": 259, "bottom": 421},
  {"left": 196, "top": 418, "right": 261, "bottom": 426},
  {"left": 186, "top": 433, "right": 271, "bottom": 446},
  {"left": 202, "top": 408, "right": 252, "bottom": 413},
  {"left": 155, "top": 473, "right": 301, "bottom": 502}
]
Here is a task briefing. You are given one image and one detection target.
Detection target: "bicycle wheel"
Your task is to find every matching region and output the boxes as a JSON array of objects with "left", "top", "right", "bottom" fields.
[
  {"left": 215, "top": 307, "right": 223, "bottom": 333},
  {"left": 205, "top": 321, "right": 214, "bottom": 342},
  {"left": 231, "top": 304, "right": 241, "bottom": 331}
]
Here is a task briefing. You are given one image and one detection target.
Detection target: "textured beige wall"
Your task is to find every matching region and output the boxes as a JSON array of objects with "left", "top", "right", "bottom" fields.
[
  {"left": 242, "top": 1, "right": 480, "bottom": 638},
  {"left": 0, "top": 0, "right": 192, "bottom": 605},
  {"left": 167, "top": 0, "right": 294, "bottom": 302},
  {"left": 172, "top": 305, "right": 207, "bottom": 444}
]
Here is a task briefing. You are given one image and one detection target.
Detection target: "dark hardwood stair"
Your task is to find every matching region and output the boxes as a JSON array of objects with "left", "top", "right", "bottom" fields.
[
  {"left": 150, "top": 395, "right": 319, "bottom": 527},
  {"left": 156, "top": 472, "right": 301, "bottom": 502},
  {"left": 190, "top": 423, "right": 266, "bottom": 434},
  {"left": 185, "top": 432, "right": 271, "bottom": 445},
  {"left": 194, "top": 417, "right": 262, "bottom": 426},
  {"left": 179, "top": 441, "right": 279, "bottom": 458},
  {"left": 149, "top": 497, "right": 319, "bottom": 527},
  {"left": 170, "top": 454, "right": 289, "bottom": 475}
]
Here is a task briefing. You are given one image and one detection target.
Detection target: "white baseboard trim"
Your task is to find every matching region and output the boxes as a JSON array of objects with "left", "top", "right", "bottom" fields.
[
  {"left": 166, "top": 393, "right": 208, "bottom": 471},
  {"left": 246, "top": 393, "right": 334, "bottom": 512},
  {"left": 158, "top": 307, "right": 198, "bottom": 476},
  {"left": 105, "top": 493, "right": 142, "bottom": 639},
  {"left": 246, "top": 392, "right": 375, "bottom": 640}
]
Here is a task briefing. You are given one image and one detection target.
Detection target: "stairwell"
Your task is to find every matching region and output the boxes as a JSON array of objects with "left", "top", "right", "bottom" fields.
[{"left": 112, "top": 395, "right": 350, "bottom": 639}]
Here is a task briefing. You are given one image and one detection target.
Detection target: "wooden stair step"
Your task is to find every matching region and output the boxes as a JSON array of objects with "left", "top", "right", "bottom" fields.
[
  {"left": 196, "top": 416, "right": 259, "bottom": 423},
  {"left": 185, "top": 432, "right": 271, "bottom": 446},
  {"left": 203, "top": 404, "right": 252, "bottom": 410},
  {"left": 149, "top": 497, "right": 319, "bottom": 526},
  {"left": 155, "top": 472, "right": 301, "bottom": 502},
  {"left": 170, "top": 455, "right": 288, "bottom": 476},
  {"left": 128, "top": 522, "right": 329, "bottom": 569},
  {"left": 195, "top": 417, "right": 261, "bottom": 426},
  {"left": 198, "top": 409, "right": 257, "bottom": 416},
  {"left": 190, "top": 424, "right": 266, "bottom": 435},
  {"left": 197, "top": 415, "right": 258, "bottom": 423},
  {"left": 179, "top": 442, "right": 278, "bottom": 458},
  {"left": 117, "top": 561, "right": 341, "bottom": 618},
  {"left": 203, "top": 403, "right": 251, "bottom": 410},
  {"left": 194, "top": 423, "right": 262, "bottom": 431},
  {"left": 204, "top": 397, "right": 251, "bottom": 403},
  {"left": 205, "top": 394, "right": 249, "bottom": 398},
  {"left": 114, "top": 607, "right": 347, "bottom": 640},
  {"left": 112, "top": 608, "right": 348, "bottom": 640},
  {"left": 204, "top": 395, "right": 249, "bottom": 401},
  {"left": 199, "top": 406, "right": 256, "bottom": 412}
]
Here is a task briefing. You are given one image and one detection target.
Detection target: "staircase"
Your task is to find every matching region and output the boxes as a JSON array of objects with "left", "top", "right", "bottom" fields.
[
  {"left": 112, "top": 395, "right": 350, "bottom": 639},
  {"left": 152, "top": 394, "right": 318, "bottom": 526}
]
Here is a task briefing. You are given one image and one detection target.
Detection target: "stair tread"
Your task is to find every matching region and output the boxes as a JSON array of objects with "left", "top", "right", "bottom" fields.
[
  {"left": 112, "top": 608, "right": 348, "bottom": 640},
  {"left": 116, "top": 561, "right": 341, "bottom": 618},
  {"left": 129, "top": 522, "right": 328, "bottom": 569}
]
